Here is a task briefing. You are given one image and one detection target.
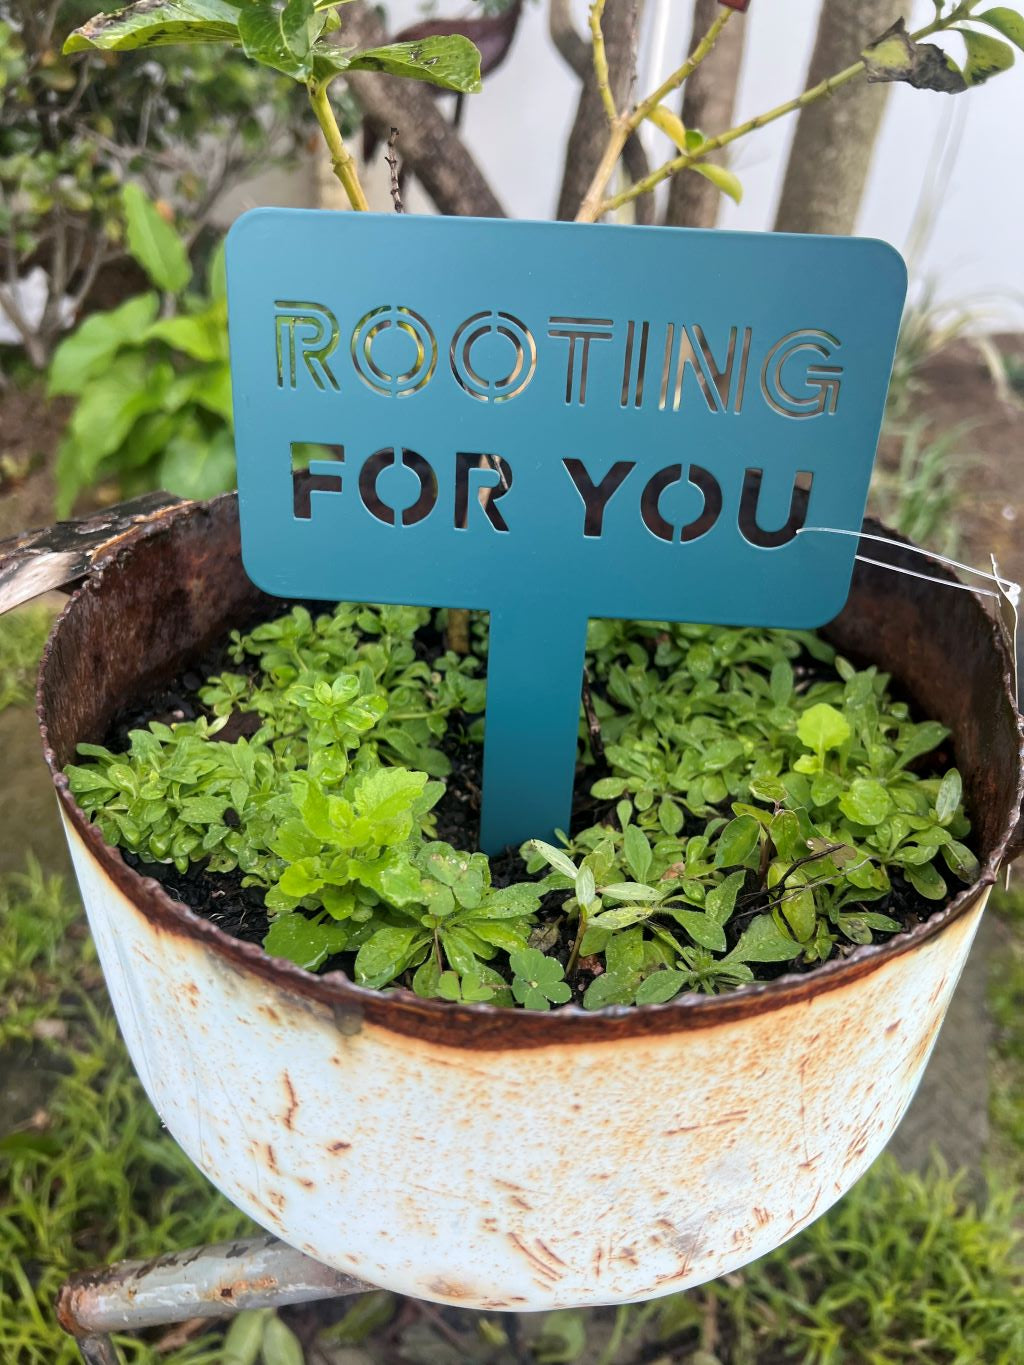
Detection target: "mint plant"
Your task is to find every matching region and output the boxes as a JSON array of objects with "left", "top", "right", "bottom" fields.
[{"left": 67, "top": 603, "right": 981, "bottom": 1010}]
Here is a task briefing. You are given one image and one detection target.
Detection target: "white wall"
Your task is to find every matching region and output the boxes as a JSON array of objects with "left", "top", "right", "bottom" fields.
[{"left": 376, "top": 0, "right": 1024, "bottom": 326}]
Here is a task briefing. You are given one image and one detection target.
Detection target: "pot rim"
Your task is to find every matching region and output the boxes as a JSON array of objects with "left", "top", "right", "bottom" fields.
[{"left": 37, "top": 494, "right": 1024, "bottom": 1050}]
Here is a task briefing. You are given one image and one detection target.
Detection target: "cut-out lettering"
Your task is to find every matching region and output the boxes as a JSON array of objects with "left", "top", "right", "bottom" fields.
[
  {"left": 760, "top": 330, "right": 841, "bottom": 418},
  {"left": 738, "top": 468, "right": 812, "bottom": 547},
  {"left": 351, "top": 306, "right": 436, "bottom": 397},
  {"left": 359, "top": 448, "right": 438, "bottom": 526},
  {"left": 641, "top": 464, "right": 683, "bottom": 541},
  {"left": 450, "top": 311, "right": 537, "bottom": 402},
  {"left": 549, "top": 317, "right": 614, "bottom": 405},
  {"left": 275, "top": 301, "right": 340, "bottom": 391},
  {"left": 563, "top": 459, "right": 635, "bottom": 537},
  {"left": 455, "top": 452, "right": 514, "bottom": 531}
]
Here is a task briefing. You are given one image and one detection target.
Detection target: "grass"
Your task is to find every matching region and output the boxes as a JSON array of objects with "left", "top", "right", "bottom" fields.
[
  {"left": 1, "top": 856, "right": 1022, "bottom": 1364},
  {"left": 0, "top": 860, "right": 254, "bottom": 1365},
  {"left": 0, "top": 604, "right": 54, "bottom": 711},
  {"left": 989, "top": 880, "right": 1024, "bottom": 1189}
]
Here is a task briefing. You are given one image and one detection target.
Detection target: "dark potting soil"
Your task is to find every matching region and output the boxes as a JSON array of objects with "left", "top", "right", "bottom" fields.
[{"left": 102, "top": 603, "right": 957, "bottom": 1001}]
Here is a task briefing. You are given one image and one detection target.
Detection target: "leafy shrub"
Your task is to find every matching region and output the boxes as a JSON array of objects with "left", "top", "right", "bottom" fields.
[
  {"left": 66, "top": 606, "right": 979, "bottom": 1010},
  {"left": 0, "top": 1, "right": 307, "bottom": 369},
  {"left": 48, "top": 186, "right": 233, "bottom": 512}
]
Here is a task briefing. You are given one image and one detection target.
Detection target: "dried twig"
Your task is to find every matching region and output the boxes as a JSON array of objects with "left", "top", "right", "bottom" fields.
[
  {"left": 385, "top": 126, "right": 405, "bottom": 213},
  {"left": 581, "top": 666, "right": 606, "bottom": 763}
]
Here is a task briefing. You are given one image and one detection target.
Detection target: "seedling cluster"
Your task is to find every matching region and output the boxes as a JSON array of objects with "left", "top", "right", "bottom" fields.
[{"left": 67, "top": 604, "right": 977, "bottom": 1009}]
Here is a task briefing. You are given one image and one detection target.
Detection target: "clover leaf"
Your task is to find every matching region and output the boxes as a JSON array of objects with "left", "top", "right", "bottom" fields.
[{"left": 509, "top": 949, "right": 571, "bottom": 1011}]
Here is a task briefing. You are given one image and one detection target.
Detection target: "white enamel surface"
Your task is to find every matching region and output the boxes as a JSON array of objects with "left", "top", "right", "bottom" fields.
[{"left": 63, "top": 814, "right": 987, "bottom": 1309}]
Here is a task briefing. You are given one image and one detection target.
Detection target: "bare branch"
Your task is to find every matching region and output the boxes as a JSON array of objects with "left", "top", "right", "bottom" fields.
[{"left": 549, "top": 0, "right": 589, "bottom": 77}]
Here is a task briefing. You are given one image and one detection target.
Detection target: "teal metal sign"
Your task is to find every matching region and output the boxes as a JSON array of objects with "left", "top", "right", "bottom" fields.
[{"left": 226, "top": 210, "right": 907, "bottom": 851}]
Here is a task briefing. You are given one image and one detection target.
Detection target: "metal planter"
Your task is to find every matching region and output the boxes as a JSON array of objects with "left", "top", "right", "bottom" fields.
[{"left": 37, "top": 494, "right": 1024, "bottom": 1310}]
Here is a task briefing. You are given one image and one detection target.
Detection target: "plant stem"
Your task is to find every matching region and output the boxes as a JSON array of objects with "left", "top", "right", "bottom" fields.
[
  {"left": 581, "top": 8, "right": 957, "bottom": 221},
  {"left": 577, "top": 2, "right": 731, "bottom": 222},
  {"left": 308, "top": 80, "right": 369, "bottom": 213},
  {"left": 629, "top": 7, "right": 732, "bottom": 133},
  {"left": 566, "top": 905, "right": 589, "bottom": 977},
  {"left": 589, "top": 0, "right": 618, "bottom": 125}
]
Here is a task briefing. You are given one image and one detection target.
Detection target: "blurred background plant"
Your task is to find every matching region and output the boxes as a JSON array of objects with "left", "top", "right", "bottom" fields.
[
  {"left": 48, "top": 186, "right": 233, "bottom": 512},
  {"left": 0, "top": 0, "right": 310, "bottom": 377}
]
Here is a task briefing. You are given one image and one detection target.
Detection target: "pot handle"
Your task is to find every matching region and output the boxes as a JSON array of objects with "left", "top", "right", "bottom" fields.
[{"left": 0, "top": 491, "right": 186, "bottom": 616}]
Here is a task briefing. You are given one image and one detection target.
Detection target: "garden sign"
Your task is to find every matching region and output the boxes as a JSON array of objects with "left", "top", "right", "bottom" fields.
[{"left": 226, "top": 212, "right": 907, "bottom": 851}]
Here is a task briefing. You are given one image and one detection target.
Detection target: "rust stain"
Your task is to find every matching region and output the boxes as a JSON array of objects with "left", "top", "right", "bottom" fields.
[
  {"left": 257, "top": 1003, "right": 282, "bottom": 1025},
  {"left": 535, "top": 1240, "right": 569, "bottom": 1269},
  {"left": 428, "top": 1278, "right": 471, "bottom": 1299},
  {"left": 299, "top": 1178, "right": 315, "bottom": 1190},
  {"left": 211, "top": 1275, "right": 277, "bottom": 1302},
  {"left": 885, "top": 1019, "right": 902, "bottom": 1036},
  {"left": 327, "top": 1140, "right": 351, "bottom": 1153},
  {"left": 264, "top": 1143, "right": 279, "bottom": 1175},
  {"left": 282, "top": 1072, "right": 298, "bottom": 1131},
  {"left": 508, "top": 1233, "right": 565, "bottom": 1284},
  {"left": 510, "top": 1195, "right": 533, "bottom": 1211},
  {"left": 664, "top": 1108, "right": 749, "bottom": 1135}
]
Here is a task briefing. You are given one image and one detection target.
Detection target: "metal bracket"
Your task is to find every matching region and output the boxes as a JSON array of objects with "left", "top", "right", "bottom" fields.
[{"left": 57, "top": 1234, "right": 373, "bottom": 1364}]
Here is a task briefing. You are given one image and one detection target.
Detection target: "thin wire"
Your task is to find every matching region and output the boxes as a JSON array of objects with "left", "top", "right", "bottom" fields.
[
  {"left": 853, "top": 554, "right": 1002, "bottom": 600},
  {"left": 798, "top": 525, "right": 1020, "bottom": 601}
]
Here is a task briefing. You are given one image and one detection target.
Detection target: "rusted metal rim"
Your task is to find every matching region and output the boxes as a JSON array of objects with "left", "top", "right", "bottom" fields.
[{"left": 37, "top": 494, "right": 1024, "bottom": 1050}]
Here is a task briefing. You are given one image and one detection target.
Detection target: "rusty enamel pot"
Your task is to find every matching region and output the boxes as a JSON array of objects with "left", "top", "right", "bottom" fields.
[{"left": 38, "top": 495, "right": 1024, "bottom": 1310}]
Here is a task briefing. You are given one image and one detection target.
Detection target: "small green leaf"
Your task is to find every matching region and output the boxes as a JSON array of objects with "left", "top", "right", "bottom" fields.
[
  {"left": 905, "top": 860, "right": 948, "bottom": 901},
  {"left": 976, "top": 7, "right": 1024, "bottom": 52},
  {"left": 529, "top": 839, "right": 577, "bottom": 880},
  {"left": 600, "top": 882, "right": 663, "bottom": 902},
  {"left": 714, "top": 815, "right": 760, "bottom": 868},
  {"left": 891, "top": 721, "right": 950, "bottom": 771},
  {"left": 839, "top": 779, "right": 891, "bottom": 827},
  {"left": 575, "top": 865, "right": 597, "bottom": 906},
  {"left": 122, "top": 184, "right": 190, "bottom": 293},
  {"left": 335, "top": 35, "right": 483, "bottom": 93},
  {"left": 590, "top": 905, "right": 654, "bottom": 931},
  {"left": 704, "top": 870, "right": 745, "bottom": 925},
  {"left": 941, "top": 838, "right": 981, "bottom": 882},
  {"left": 239, "top": 0, "right": 325, "bottom": 79},
  {"left": 749, "top": 776, "right": 787, "bottom": 804},
  {"left": 623, "top": 825, "right": 653, "bottom": 883},
  {"left": 354, "top": 925, "right": 428, "bottom": 987},
  {"left": 690, "top": 161, "right": 742, "bottom": 204},
  {"left": 960, "top": 26, "right": 1015, "bottom": 83},
  {"left": 264, "top": 913, "right": 347, "bottom": 972},
  {"left": 935, "top": 769, "right": 962, "bottom": 825},
  {"left": 797, "top": 703, "right": 851, "bottom": 754},
  {"left": 671, "top": 909, "right": 727, "bottom": 953},
  {"left": 64, "top": 0, "right": 240, "bottom": 52},
  {"left": 770, "top": 659, "right": 794, "bottom": 705},
  {"left": 728, "top": 914, "right": 801, "bottom": 964},
  {"left": 635, "top": 970, "right": 685, "bottom": 1005}
]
